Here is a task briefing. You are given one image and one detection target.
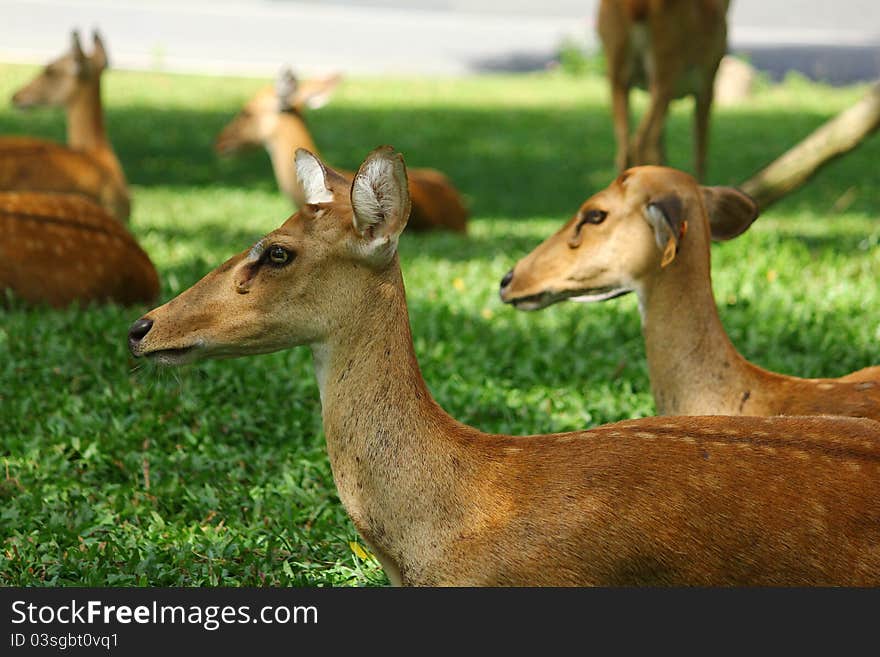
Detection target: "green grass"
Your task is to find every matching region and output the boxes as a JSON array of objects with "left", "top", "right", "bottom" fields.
[{"left": 0, "top": 63, "right": 878, "bottom": 586}]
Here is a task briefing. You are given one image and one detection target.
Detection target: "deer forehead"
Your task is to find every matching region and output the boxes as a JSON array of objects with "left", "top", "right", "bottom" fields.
[
  {"left": 266, "top": 207, "right": 356, "bottom": 250},
  {"left": 618, "top": 166, "right": 699, "bottom": 198},
  {"left": 247, "top": 238, "right": 267, "bottom": 262},
  {"left": 250, "top": 87, "right": 281, "bottom": 112}
]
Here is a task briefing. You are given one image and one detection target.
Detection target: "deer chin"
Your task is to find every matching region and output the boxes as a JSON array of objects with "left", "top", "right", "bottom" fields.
[
  {"left": 11, "top": 98, "right": 37, "bottom": 110},
  {"left": 214, "top": 139, "right": 252, "bottom": 157},
  {"left": 141, "top": 342, "right": 205, "bottom": 366},
  {"left": 568, "top": 287, "right": 633, "bottom": 304}
]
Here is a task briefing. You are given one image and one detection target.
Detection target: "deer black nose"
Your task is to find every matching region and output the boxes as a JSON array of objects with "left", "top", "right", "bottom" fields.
[
  {"left": 128, "top": 318, "right": 154, "bottom": 345},
  {"left": 500, "top": 269, "right": 514, "bottom": 290}
]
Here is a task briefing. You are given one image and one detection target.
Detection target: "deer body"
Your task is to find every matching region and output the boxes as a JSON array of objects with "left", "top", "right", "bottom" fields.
[
  {"left": 6, "top": 32, "right": 130, "bottom": 222},
  {"left": 501, "top": 166, "right": 880, "bottom": 420},
  {"left": 129, "top": 148, "right": 880, "bottom": 586},
  {"left": 598, "top": 0, "right": 729, "bottom": 179},
  {"left": 214, "top": 72, "right": 468, "bottom": 232},
  {"left": 0, "top": 192, "right": 157, "bottom": 307}
]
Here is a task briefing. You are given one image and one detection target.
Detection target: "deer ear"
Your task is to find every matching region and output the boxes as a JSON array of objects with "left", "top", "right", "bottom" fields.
[
  {"left": 702, "top": 186, "right": 759, "bottom": 241},
  {"left": 71, "top": 31, "right": 87, "bottom": 68},
  {"left": 644, "top": 194, "right": 687, "bottom": 268},
  {"left": 350, "top": 146, "right": 411, "bottom": 262},
  {"left": 276, "top": 67, "right": 299, "bottom": 110},
  {"left": 298, "top": 74, "right": 342, "bottom": 109},
  {"left": 91, "top": 30, "right": 108, "bottom": 71},
  {"left": 294, "top": 148, "right": 334, "bottom": 204}
]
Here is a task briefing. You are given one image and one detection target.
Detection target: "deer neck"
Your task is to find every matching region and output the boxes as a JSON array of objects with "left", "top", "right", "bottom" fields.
[
  {"left": 637, "top": 222, "right": 752, "bottom": 415},
  {"left": 66, "top": 79, "right": 126, "bottom": 185},
  {"left": 266, "top": 112, "right": 319, "bottom": 208},
  {"left": 309, "top": 261, "right": 470, "bottom": 578}
]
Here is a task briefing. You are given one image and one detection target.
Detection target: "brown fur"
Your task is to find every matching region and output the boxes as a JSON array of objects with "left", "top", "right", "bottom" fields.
[
  {"left": 130, "top": 149, "right": 880, "bottom": 586},
  {"left": 0, "top": 192, "right": 157, "bottom": 307},
  {"left": 501, "top": 166, "right": 880, "bottom": 420},
  {"left": 214, "top": 78, "right": 468, "bottom": 232},
  {"left": 5, "top": 32, "right": 130, "bottom": 221},
  {"left": 598, "top": 0, "right": 729, "bottom": 179}
]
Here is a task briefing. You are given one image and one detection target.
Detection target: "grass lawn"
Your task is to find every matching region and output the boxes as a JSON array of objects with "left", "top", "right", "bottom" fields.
[{"left": 0, "top": 63, "right": 878, "bottom": 586}]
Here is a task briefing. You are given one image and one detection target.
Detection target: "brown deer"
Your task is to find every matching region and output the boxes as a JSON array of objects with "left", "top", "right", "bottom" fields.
[
  {"left": 598, "top": 0, "right": 729, "bottom": 180},
  {"left": 500, "top": 166, "right": 880, "bottom": 419},
  {"left": 1, "top": 192, "right": 157, "bottom": 307},
  {"left": 128, "top": 147, "right": 880, "bottom": 586},
  {"left": 215, "top": 68, "right": 468, "bottom": 232},
  {"left": 5, "top": 31, "right": 130, "bottom": 222}
]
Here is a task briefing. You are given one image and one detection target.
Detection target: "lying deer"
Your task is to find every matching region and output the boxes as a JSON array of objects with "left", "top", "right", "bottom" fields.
[
  {"left": 500, "top": 166, "right": 880, "bottom": 419},
  {"left": 1, "top": 192, "right": 157, "bottom": 307},
  {"left": 215, "top": 68, "right": 468, "bottom": 232},
  {"left": 129, "top": 147, "right": 880, "bottom": 586},
  {"left": 598, "top": 0, "right": 729, "bottom": 179},
  {"left": 5, "top": 31, "right": 130, "bottom": 222}
]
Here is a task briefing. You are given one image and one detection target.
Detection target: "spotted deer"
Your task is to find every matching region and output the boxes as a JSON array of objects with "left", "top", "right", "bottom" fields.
[
  {"left": 500, "top": 166, "right": 880, "bottom": 419},
  {"left": 599, "top": 0, "right": 729, "bottom": 180},
  {"left": 129, "top": 147, "right": 880, "bottom": 586},
  {"left": 215, "top": 68, "right": 468, "bottom": 232},
  {"left": 1, "top": 192, "right": 157, "bottom": 307},
  {"left": 6, "top": 31, "right": 130, "bottom": 222}
]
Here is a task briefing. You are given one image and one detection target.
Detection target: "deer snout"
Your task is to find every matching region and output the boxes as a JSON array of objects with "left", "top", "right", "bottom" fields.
[
  {"left": 500, "top": 269, "right": 514, "bottom": 289},
  {"left": 10, "top": 90, "right": 32, "bottom": 109},
  {"left": 127, "top": 317, "right": 154, "bottom": 355},
  {"left": 214, "top": 128, "right": 245, "bottom": 156},
  {"left": 498, "top": 268, "right": 515, "bottom": 300}
]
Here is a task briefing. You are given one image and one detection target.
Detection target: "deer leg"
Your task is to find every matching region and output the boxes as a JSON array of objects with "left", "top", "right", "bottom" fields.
[
  {"left": 693, "top": 87, "right": 714, "bottom": 181},
  {"left": 633, "top": 84, "right": 672, "bottom": 167},
  {"left": 610, "top": 77, "right": 631, "bottom": 171}
]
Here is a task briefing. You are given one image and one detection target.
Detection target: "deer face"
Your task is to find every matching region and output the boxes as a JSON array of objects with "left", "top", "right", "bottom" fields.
[
  {"left": 214, "top": 87, "right": 281, "bottom": 155},
  {"left": 129, "top": 147, "right": 411, "bottom": 364},
  {"left": 12, "top": 31, "right": 107, "bottom": 109},
  {"left": 214, "top": 71, "right": 341, "bottom": 155},
  {"left": 499, "top": 166, "right": 758, "bottom": 311}
]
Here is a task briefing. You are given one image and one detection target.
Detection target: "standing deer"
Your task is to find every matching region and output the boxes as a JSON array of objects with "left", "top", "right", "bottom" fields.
[
  {"left": 500, "top": 166, "right": 880, "bottom": 418},
  {"left": 1, "top": 192, "right": 157, "bottom": 307},
  {"left": 215, "top": 68, "right": 468, "bottom": 233},
  {"left": 5, "top": 31, "right": 130, "bottom": 222},
  {"left": 599, "top": 0, "right": 729, "bottom": 180},
  {"left": 129, "top": 147, "right": 880, "bottom": 586}
]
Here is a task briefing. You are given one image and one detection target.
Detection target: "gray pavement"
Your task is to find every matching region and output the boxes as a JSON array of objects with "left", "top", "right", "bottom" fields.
[{"left": 1, "top": 0, "right": 878, "bottom": 82}]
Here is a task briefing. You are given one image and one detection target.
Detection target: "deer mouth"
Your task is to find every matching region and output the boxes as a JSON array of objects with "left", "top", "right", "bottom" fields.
[
  {"left": 11, "top": 96, "right": 37, "bottom": 110},
  {"left": 214, "top": 140, "right": 237, "bottom": 156},
  {"left": 143, "top": 345, "right": 203, "bottom": 365},
  {"left": 131, "top": 340, "right": 205, "bottom": 366},
  {"left": 504, "top": 290, "right": 559, "bottom": 311},
  {"left": 214, "top": 136, "right": 253, "bottom": 157},
  {"left": 504, "top": 286, "right": 631, "bottom": 311}
]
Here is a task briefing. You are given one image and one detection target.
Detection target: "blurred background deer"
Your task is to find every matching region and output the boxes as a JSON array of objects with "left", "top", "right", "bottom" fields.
[
  {"left": 4, "top": 31, "right": 130, "bottom": 222},
  {"left": 500, "top": 166, "right": 880, "bottom": 419},
  {"left": 128, "top": 147, "right": 880, "bottom": 586},
  {"left": 215, "top": 68, "right": 469, "bottom": 232},
  {"left": 598, "top": 0, "right": 730, "bottom": 180},
  {"left": 0, "top": 192, "right": 157, "bottom": 307}
]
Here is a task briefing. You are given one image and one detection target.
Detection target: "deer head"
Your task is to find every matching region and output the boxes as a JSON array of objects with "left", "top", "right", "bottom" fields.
[
  {"left": 11, "top": 30, "right": 108, "bottom": 109},
  {"left": 214, "top": 68, "right": 342, "bottom": 155},
  {"left": 128, "top": 146, "right": 410, "bottom": 363},
  {"left": 499, "top": 166, "right": 757, "bottom": 310}
]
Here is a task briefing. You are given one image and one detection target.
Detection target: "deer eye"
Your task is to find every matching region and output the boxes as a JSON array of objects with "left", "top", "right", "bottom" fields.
[
  {"left": 266, "top": 246, "right": 293, "bottom": 266},
  {"left": 575, "top": 209, "right": 607, "bottom": 233}
]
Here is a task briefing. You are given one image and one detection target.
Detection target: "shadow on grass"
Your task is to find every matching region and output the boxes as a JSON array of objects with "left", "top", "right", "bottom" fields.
[{"left": 2, "top": 102, "right": 879, "bottom": 222}]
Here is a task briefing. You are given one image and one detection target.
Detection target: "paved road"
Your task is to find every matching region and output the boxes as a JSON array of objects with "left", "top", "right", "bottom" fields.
[{"left": 1, "top": 0, "right": 878, "bottom": 82}]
